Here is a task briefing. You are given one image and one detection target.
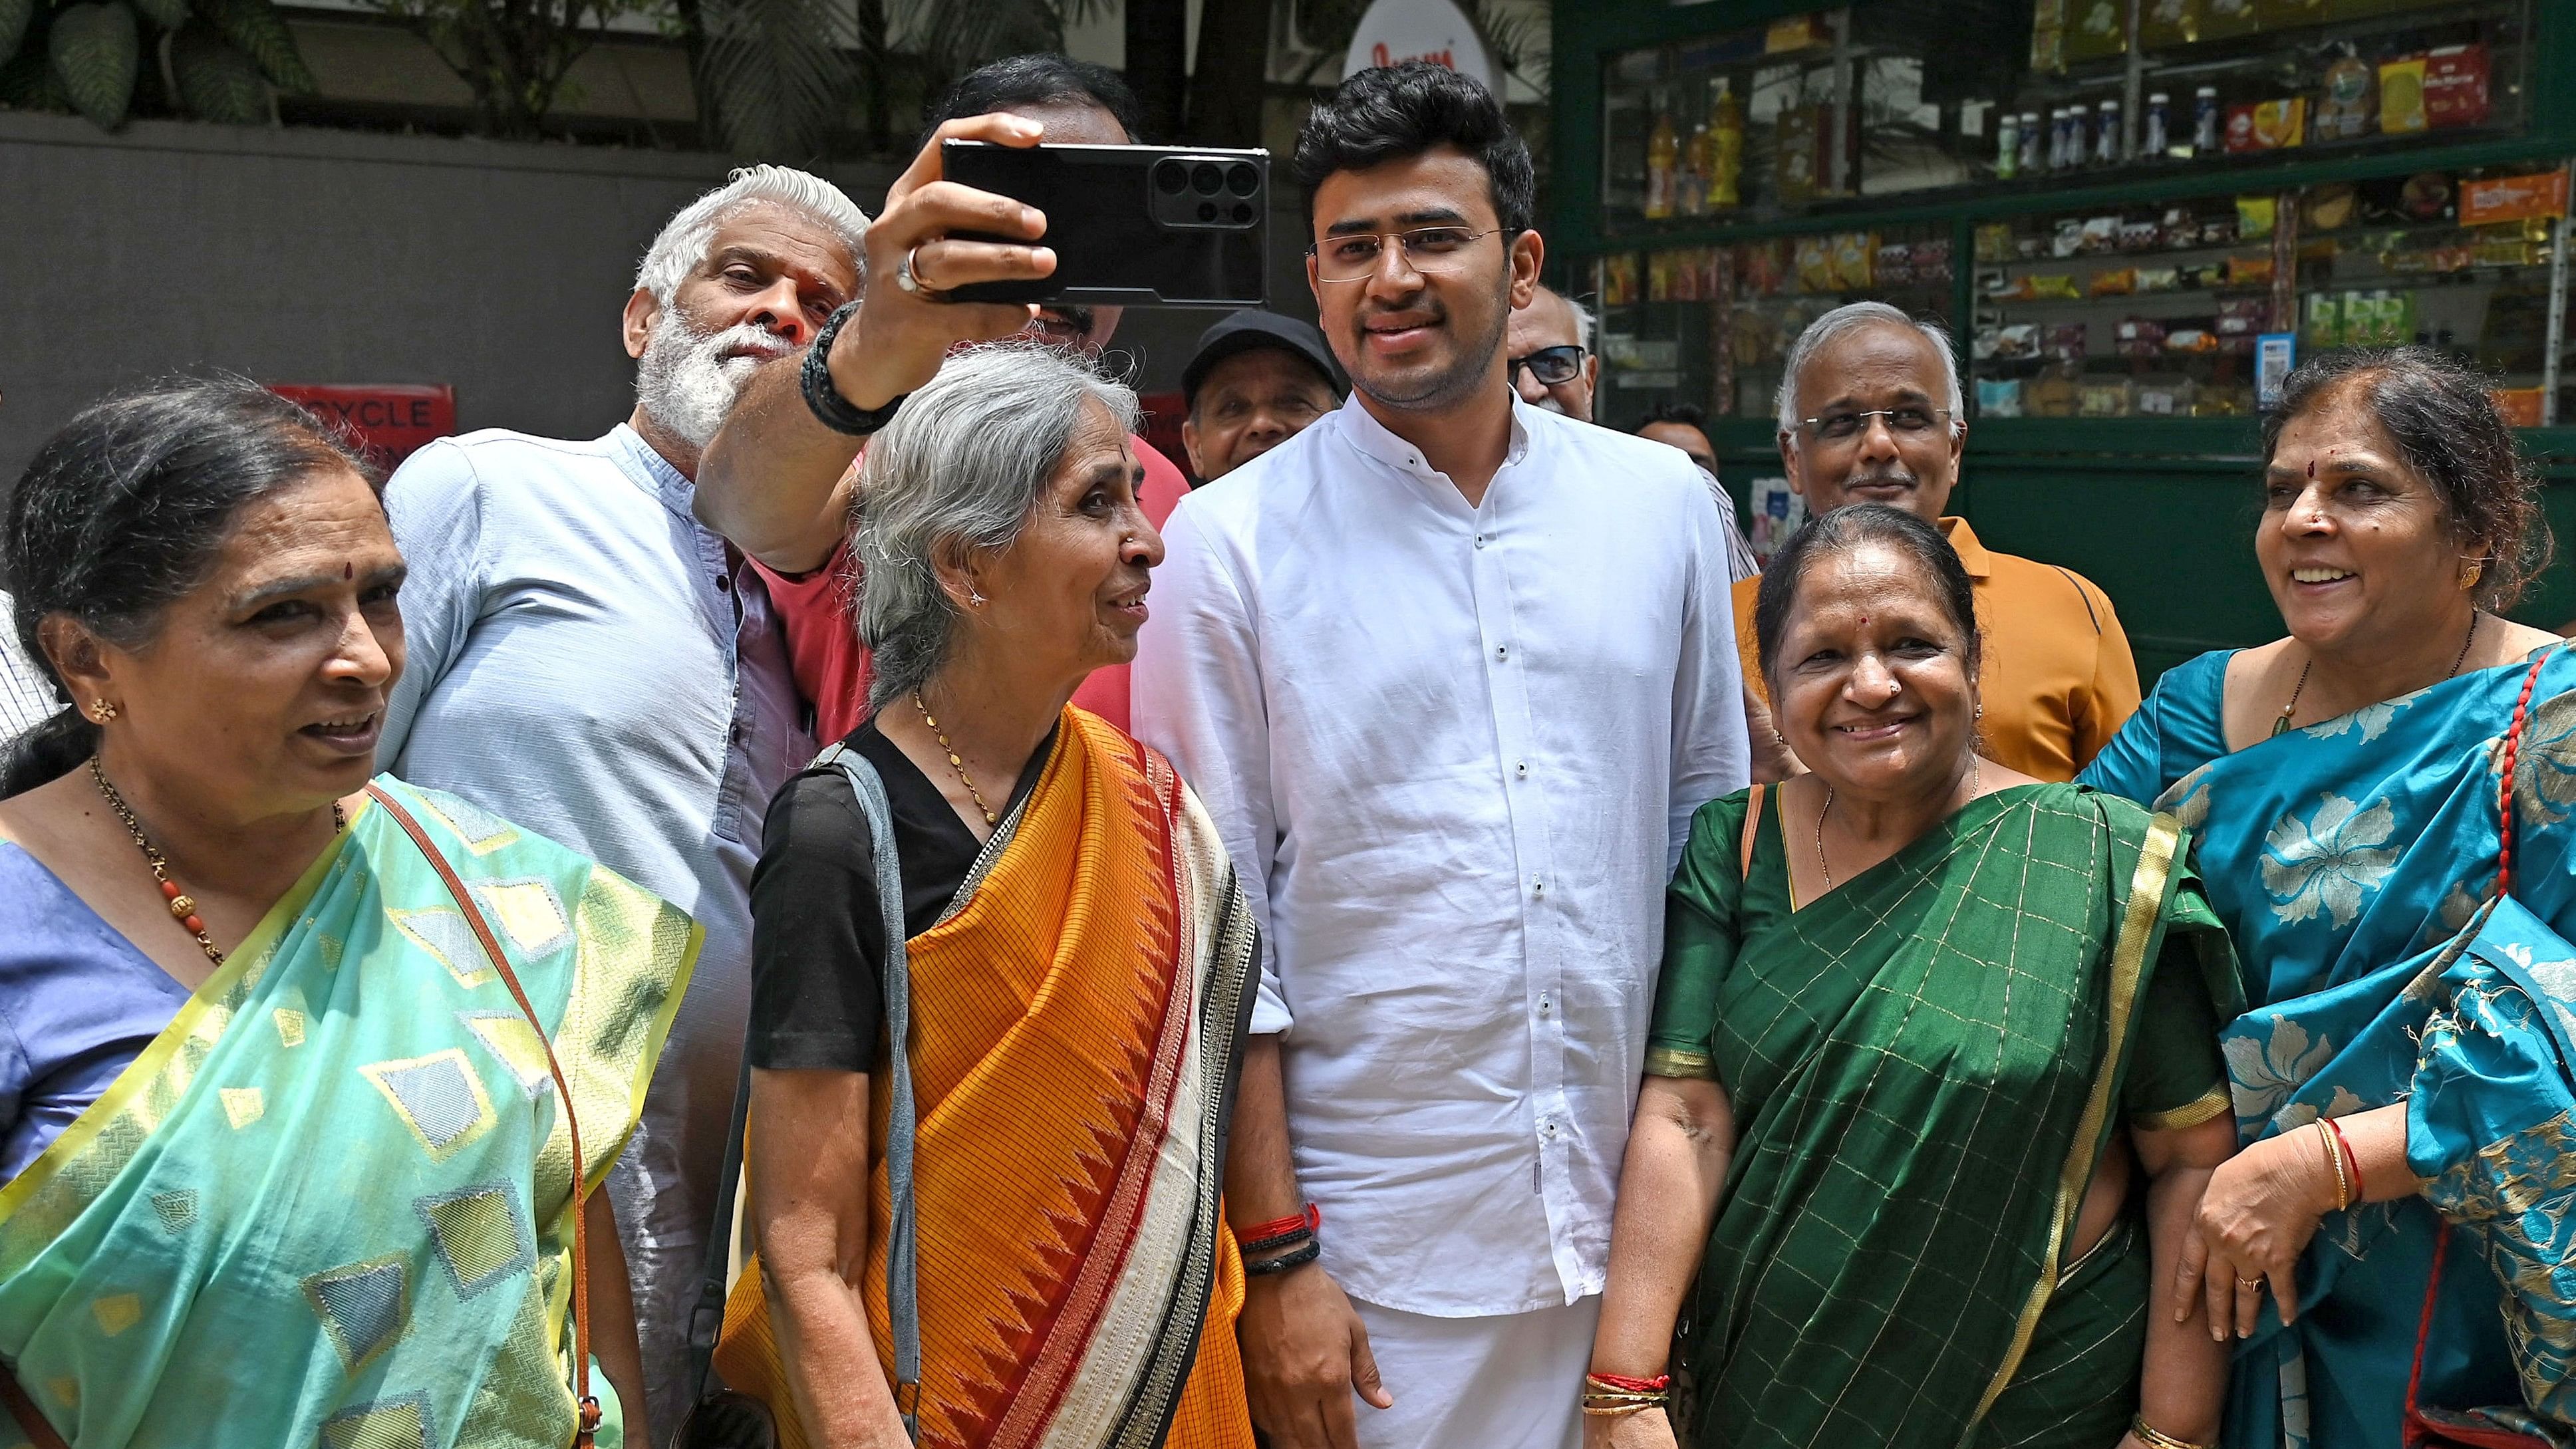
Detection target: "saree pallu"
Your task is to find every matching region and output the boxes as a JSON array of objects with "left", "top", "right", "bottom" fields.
[
  {"left": 0, "top": 778, "right": 699, "bottom": 1449},
  {"left": 1651, "top": 782, "right": 2238, "bottom": 1448},
  {"left": 2103, "top": 652, "right": 2576, "bottom": 1449},
  {"left": 716, "top": 708, "right": 1258, "bottom": 1449}
]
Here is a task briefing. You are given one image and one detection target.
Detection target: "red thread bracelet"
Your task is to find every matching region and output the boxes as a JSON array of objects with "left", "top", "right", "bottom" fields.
[
  {"left": 2325, "top": 1117, "right": 2365, "bottom": 1202},
  {"left": 1586, "top": 1373, "right": 1671, "bottom": 1394},
  {"left": 1239, "top": 1204, "right": 1321, "bottom": 1243}
]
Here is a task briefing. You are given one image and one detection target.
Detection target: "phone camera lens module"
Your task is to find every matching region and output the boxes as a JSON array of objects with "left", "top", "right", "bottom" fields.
[
  {"left": 1191, "top": 162, "right": 1223, "bottom": 196},
  {"left": 1154, "top": 161, "right": 1188, "bottom": 196},
  {"left": 1197, "top": 200, "right": 1219, "bottom": 222},
  {"left": 1226, "top": 165, "right": 1258, "bottom": 198},
  {"left": 1232, "top": 202, "right": 1254, "bottom": 223}
]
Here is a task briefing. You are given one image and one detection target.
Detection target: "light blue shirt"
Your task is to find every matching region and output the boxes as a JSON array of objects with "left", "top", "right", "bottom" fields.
[{"left": 379, "top": 422, "right": 809, "bottom": 1422}]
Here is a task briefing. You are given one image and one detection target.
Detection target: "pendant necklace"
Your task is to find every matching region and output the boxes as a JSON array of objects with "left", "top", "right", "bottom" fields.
[
  {"left": 89, "top": 755, "right": 345, "bottom": 966},
  {"left": 2273, "top": 612, "right": 2478, "bottom": 738}
]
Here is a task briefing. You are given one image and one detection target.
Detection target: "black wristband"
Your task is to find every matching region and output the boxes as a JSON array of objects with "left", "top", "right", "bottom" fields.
[
  {"left": 1240, "top": 1225, "right": 1314, "bottom": 1255},
  {"left": 801, "top": 301, "right": 906, "bottom": 436},
  {"left": 1242, "top": 1239, "right": 1321, "bottom": 1277}
]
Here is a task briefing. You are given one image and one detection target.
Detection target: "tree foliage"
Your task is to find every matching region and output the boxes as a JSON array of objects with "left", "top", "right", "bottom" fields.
[
  {"left": 1, "top": 0, "right": 311, "bottom": 129},
  {"left": 358, "top": 0, "right": 651, "bottom": 138}
]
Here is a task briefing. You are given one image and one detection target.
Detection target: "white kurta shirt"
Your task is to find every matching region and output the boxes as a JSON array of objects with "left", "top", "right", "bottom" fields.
[{"left": 1132, "top": 394, "right": 1749, "bottom": 1317}]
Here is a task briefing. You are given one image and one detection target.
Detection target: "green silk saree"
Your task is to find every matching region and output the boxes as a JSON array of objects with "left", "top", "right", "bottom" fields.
[
  {"left": 0, "top": 778, "right": 697, "bottom": 1449},
  {"left": 1646, "top": 781, "right": 2239, "bottom": 1448}
]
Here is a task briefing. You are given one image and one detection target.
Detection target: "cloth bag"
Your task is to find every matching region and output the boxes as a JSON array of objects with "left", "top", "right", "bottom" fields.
[{"left": 672, "top": 743, "right": 920, "bottom": 1448}]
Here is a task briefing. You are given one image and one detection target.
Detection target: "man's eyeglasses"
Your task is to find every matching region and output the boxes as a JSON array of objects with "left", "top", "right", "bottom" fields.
[
  {"left": 1795, "top": 406, "right": 1954, "bottom": 444},
  {"left": 1509, "top": 345, "right": 1588, "bottom": 388},
  {"left": 1311, "top": 227, "right": 1503, "bottom": 283}
]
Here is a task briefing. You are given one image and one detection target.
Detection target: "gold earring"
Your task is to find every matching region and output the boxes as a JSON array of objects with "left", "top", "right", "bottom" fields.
[
  {"left": 92, "top": 698, "right": 118, "bottom": 722},
  {"left": 2461, "top": 560, "right": 2485, "bottom": 591}
]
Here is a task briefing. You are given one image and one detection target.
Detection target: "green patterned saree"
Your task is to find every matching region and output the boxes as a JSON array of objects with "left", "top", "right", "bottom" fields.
[
  {"left": 0, "top": 778, "right": 698, "bottom": 1449},
  {"left": 1646, "top": 782, "right": 2239, "bottom": 1449}
]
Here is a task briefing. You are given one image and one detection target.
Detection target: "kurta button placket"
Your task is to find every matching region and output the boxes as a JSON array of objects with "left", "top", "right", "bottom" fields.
[{"left": 1496, "top": 644, "right": 1509, "bottom": 661}]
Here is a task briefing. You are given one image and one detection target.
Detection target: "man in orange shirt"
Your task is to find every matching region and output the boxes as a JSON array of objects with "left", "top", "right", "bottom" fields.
[{"left": 1740, "top": 301, "right": 2139, "bottom": 781}]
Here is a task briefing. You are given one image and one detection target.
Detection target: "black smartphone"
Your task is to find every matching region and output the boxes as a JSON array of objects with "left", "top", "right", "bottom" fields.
[{"left": 940, "top": 141, "right": 1269, "bottom": 308}]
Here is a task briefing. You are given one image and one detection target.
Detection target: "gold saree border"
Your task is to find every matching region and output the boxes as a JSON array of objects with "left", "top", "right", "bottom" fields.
[
  {"left": 1961, "top": 809, "right": 2182, "bottom": 1440},
  {"left": 1644, "top": 1047, "right": 1719, "bottom": 1081},
  {"left": 0, "top": 803, "right": 366, "bottom": 1233},
  {"left": 2134, "top": 1085, "right": 2233, "bottom": 1134}
]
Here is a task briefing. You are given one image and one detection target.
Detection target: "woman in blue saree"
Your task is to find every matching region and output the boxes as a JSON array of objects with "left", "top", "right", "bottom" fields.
[
  {"left": 2082, "top": 346, "right": 2575, "bottom": 1448},
  {"left": 0, "top": 379, "right": 695, "bottom": 1448}
]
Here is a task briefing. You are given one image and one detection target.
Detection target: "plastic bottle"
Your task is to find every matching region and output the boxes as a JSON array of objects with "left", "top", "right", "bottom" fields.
[
  {"left": 1680, "top": 112, "right": 1710, "bottom": 216},
  {"left": 2018, "top": 110, "right": 2043, "bottom": 174},
  {"left": 1645, "top": 92, "right": 1678, "bottom": 219},
  {"left": 1709, "top": 78, "right": 1745, "bottom": 207},
  {"left": 2192, "top": 85, "right": 2221, "bottom": 154},
  {"left": 2096, "top": 97, "right": 2122, "bottom": 165},
  {"left": 1996, "top": 110, "right": 2022, "bottom": 179},
  {"left": 2144, "top": 91, "right": 2170, "bottom": 155}
]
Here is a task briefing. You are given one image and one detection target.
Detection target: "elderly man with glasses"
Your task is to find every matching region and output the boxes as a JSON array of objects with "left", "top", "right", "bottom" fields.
[
  {"left": 1505, "top": 283, "right": 1598, "bottom": 420},
  {"left": 1735, "top": 301, "right": 2141, "bottom": 781}
]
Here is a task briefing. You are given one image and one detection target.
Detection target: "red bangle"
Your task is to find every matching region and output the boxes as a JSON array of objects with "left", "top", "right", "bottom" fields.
[
  {"left": 2325, "top": 1117, "right": 2365, "bottom": 1201},
  {"left": 1586, "top": 1372, "right": 1671, "bottom": 1394},
  {"left": 1239, "top": 1203, "right": 1320, "bottom": 1244}
]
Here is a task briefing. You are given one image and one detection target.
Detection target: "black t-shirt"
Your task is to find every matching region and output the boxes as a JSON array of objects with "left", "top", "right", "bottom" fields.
[{"left": 746, "top": 720, "right": 1058, "bottom": 1073}]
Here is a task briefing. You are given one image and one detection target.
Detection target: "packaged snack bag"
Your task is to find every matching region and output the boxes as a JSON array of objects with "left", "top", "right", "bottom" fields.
[
  {"left": 2047, "top": 322, "right": 2090, "bottom": 360},
  {"left": 2029, "top": 273, "right": 2083, "bottom": 299},
  {"left": 2380, "top": 56, "right": 2428, "bottom": 133},
  {"left": 2305, "top": 291, "right": 2342, "bottom": 348},
  {"left": 2237, "top": 194, "right": 2277, "bottom": 239},
  {"left": 2252, "top": 97, "right": 2306, "bottom": 148},
  {"left": 1795, "top": 235, "right": 1836, "bottom": 292},
  {"left": 2079, "top": 378, "right": 2134, "bottom": 416},
  {"left": 2088, "top": 267, "right": 2138, "bottom": 296},
  {"left": 2424, "top": 43, "right": 2491, "bottom": 128},
  {"left": 2225, "top": 253, "right": 2275, "bottom": 287},
  {"left": 2136, "top": 267, "right": 2182, "bottom": 291},
  {"left": 2313, "top": 51, "right": 2375, "bottom": 139},
  {"left": 1977, "top": 376, "right": 2025, "bottom": 416},
  {"left": 1832, "top": 231, "right": 1877, "bottom": 289}
]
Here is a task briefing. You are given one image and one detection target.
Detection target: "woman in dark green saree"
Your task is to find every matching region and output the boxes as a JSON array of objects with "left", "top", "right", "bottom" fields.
[{"left": 1586, "top": 505, "right": 2241, "bottom": 1449}]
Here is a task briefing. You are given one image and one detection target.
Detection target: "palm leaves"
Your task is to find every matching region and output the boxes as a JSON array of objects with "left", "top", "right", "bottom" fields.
[
  {"left": 694, "top": 0, "right": 845, "bottom": 156},
  {"left": 0, "top": 0, "right": 312, "bottom": 128}
]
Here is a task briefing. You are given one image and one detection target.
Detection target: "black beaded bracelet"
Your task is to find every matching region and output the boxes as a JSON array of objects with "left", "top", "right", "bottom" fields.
[
  {"left": 1242, "top": 1239, "right": 1321, "bottom": 1277},
  {"left": 1240, "top": 1224, "right": 1314, "bottom": 1255},
  {"left": 800, "top": 301, "right": 907, "bottom": 437}
]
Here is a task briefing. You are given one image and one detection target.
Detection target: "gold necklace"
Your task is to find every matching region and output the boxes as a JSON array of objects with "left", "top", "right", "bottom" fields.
[
  {"left": 913, "top": 689, "right": 998, "bottom": 827},
  {"left": 2272, "top": 612, "right": 2478, "bottom": 737},
  {"left": 88, "top": 755, "right": 345, "bottom": 966},
  {"left": 1816, "top": 757, "right": 1980, "bottom": 891}
]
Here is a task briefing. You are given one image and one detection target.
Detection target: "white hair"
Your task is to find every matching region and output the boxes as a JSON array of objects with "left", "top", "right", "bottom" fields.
[
  {"left": 1564, "top": 293, "right": 1596, "bottom": 350},
  {"left": 633, "top": 165, "right": 871, "bottom": 305},
  {"left": 1773, "top": 301, "right": 1964, "bottom": 438},
  {"left": 854, "top": 342, "right": 1142, "bottom": 710}
]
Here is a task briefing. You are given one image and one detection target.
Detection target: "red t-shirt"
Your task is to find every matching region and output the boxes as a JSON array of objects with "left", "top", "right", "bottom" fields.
[{"left": 757, "top": 433, "right": 1189, "bottom": 745}]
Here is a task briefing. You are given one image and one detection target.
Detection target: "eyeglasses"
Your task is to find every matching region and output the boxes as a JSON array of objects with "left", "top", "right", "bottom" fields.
[
  {"left": 1310, "top": 227, "right": 1504, "bottom": 283},
  {"left": 1509, "top": 345, "right": 1588, "bottom": 388},
  {"left": 1795, "top": 406, "right": 1954, "bottom": 444}
]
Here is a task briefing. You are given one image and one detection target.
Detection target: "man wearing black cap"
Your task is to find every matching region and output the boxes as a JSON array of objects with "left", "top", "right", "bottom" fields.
[{"left": 1181, "top": 310, "right": 1345, "bottom": 483}]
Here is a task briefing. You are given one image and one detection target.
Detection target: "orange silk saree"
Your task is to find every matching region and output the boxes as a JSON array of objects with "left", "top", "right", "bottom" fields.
[{"left": 717, "top": 708, "right": 1257, "bottom": 1449}]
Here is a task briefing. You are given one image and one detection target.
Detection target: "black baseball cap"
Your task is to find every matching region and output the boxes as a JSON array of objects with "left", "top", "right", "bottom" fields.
[{"left": 1181, "top": 311, "right": 1345, "bottom": 409}]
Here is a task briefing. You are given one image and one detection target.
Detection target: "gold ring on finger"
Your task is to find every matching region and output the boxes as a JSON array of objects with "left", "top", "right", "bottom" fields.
[
  {"left": 897, "top": 243, "right": 944, "bottom": 299},
  {"left": 2236, "top": 1276, "right": 2263, "bottom": 1290}
]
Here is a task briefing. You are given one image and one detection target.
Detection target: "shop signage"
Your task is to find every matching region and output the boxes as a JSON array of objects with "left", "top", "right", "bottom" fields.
[
  {"left": 1342, "top": 0, "right": 1504, "bottom": 97},
  {"left": 271, "top": 384, "right": 457, "bottom": 468}
]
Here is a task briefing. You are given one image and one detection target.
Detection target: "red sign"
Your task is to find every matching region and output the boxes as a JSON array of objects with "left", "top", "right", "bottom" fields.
[{"left": 271, "top": 384, "right": 457, "bottom": 469}]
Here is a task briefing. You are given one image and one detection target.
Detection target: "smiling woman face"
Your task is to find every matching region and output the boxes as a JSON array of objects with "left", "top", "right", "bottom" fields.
[
  {"left": 968, "top": 396, "right": 1165, "bottom": 683},
  {"left": 1770, "top": 539, "right": 1981, "bottom": 802},
  {"left": 2258, "top": 379, "right": 2475, "bottom": 657}
]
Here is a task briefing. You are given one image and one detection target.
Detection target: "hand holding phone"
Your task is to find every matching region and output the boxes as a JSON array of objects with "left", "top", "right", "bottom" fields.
[
  {"left": 942, "top": 141, "right": 1270, "bottom": 308},
  {"left": 820, "top": 113, "right": 1060, "bottom": 414}
]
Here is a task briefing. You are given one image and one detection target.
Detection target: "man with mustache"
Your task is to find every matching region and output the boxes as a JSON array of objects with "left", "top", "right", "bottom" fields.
[
  {"left": 373, "top": 164, "right": 867, "bottom": 1432},
  {"left": 1179, "top": 310, "right": 1344, "bottom": 483},
  {"left": 1133, "top": 63, "right": 1749, "bottom": 1449},
  {"left": 703, "top": 54, "right": 1191, "bottom": 743},
  {"left": 1504, "top": 283, "right": 1600, "bottom": 421},
  {"left": 1740, "top": 300, "right": 2141, "bottom": 779}
]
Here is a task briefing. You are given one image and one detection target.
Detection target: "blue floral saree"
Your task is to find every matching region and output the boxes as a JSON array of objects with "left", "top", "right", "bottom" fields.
[
  {"left": 2082, "top": 647, "right": 2576, "bottom": 1449},
  {"left": 0, "top": 778, "right": 698, "bottom": 1448}
]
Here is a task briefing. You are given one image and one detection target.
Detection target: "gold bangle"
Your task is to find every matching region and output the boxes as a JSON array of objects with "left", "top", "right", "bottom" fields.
[
  {"left": 2315, "top": 1119, "right": 2351, "bottom": 1211},
  {"left": 1582, "top": 1402, "right": 1657, "bottom": 1418},
  {"left": 2132, "top": 1414, "right": 2216, "bottom": 1449}
]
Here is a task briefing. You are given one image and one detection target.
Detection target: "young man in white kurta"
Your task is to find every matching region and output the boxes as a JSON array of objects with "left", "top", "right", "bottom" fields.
[{"left": 1132, "top": 63, "right": 1749, "bottom": 1449}]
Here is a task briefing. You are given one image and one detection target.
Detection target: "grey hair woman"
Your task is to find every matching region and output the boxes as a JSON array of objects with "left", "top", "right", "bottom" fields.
[{"left": 722, "top": 340, "right": 1263, "bottom": 1446}]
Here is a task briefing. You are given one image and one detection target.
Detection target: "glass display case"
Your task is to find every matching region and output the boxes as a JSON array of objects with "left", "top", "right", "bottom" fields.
[
  {"left": 1594, "top": 223, "right": 1957, "bottom": 425},
  {"left": 1969, "top": 163, "right": 2570, "bottom": 419},
  {"left": 1600, "top": 0, "right": 2536, "bottom": 231}
]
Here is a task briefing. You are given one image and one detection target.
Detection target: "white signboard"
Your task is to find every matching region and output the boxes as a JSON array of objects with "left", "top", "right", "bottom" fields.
[{"left": 1342, "top": 0, "right": 1505, "bottom": 98}]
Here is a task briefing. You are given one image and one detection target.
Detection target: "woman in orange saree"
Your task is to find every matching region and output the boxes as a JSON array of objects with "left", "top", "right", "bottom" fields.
[{"left": 710, "top": 342, "right": 1258, "bottom": 1449}]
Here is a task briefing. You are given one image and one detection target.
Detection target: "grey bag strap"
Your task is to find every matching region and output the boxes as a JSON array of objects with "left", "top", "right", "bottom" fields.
[{"left": 817, "top": 743, "right": 921, "bottom": 1441}]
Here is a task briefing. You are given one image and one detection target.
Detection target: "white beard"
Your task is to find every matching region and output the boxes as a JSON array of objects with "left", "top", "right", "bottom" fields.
[{"left": 634, "top": 307, "right": 788, "bottom": 448}]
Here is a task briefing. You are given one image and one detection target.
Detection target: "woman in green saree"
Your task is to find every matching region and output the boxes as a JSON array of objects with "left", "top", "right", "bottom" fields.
[
  {"left": 0, "top": 379, "right": 696, "bottom": 1449},
  {"left": 1586, "top": 504, "right": 2241, "bottom": 1449}
]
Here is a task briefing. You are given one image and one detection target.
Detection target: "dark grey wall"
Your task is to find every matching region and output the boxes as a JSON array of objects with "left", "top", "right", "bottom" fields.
[
  {"left": 1, "top": 114, "right": 1323, "bottom": 504},
  {"left": 0, "top": 114, "right": 897, "bottom": 493}
]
